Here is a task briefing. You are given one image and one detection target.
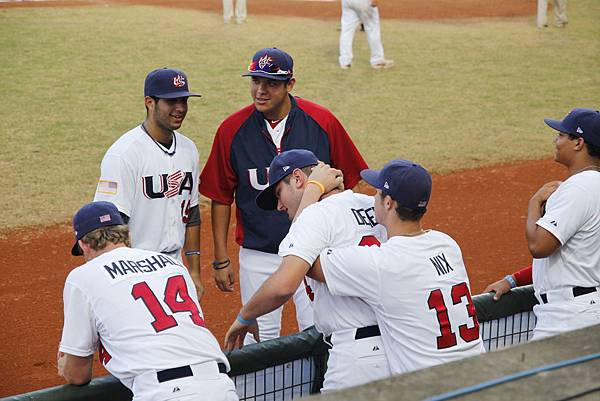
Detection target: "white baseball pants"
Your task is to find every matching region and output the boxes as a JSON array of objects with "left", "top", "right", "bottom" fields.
[
  {"left": 532, "top": 288, "right": 600, "bottom": 340},
  {"left": 537, "top": 0, "right": 567, "bottom": 27},
  {"left": 239, "top": 247, "right": 314, "bottom": 345},
  {"left": 223, "top": 0, "right": 247, "bottom": 23},
  {"left": 339, "top": 0, "right": 386, "bottom": 67},
  {"left": 131, "top": 362, "right": 238, "bottom": 401},
  {"left": 321, "top": 328, "right": 391, "bottom": 392}
]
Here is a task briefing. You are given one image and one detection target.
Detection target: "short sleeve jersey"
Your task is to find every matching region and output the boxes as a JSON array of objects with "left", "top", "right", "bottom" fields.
[
  {"left": 199, "top": 96, "right": 368, "bottom": 254},
  {"left": 278, "top": 191, "right": 387, "bottom": 335},
  {"left": 320, "top": 230, "right": 485, "bottom": 374},
  {"left": 94, "top": 126, "right": 199, "bottom": 254},
  {"left": 59, "top": 247, "right": 228, "bottom": 389},
  {"left": 533, "top": 171, "right": 600, "bottom": 293}
]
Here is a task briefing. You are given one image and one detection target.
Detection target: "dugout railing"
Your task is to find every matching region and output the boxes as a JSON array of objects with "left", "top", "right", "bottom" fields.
[{"left": 1, "top": 286, "right": 537, "bottom": 401}]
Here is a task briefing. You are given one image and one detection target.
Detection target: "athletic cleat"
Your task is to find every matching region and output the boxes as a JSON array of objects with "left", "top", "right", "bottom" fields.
[
  {"left": 371, "top": 59, "right": 394, "bottom": 69},
  {"left": 340, "top": 64, "right": 351, "bottom": 69}
]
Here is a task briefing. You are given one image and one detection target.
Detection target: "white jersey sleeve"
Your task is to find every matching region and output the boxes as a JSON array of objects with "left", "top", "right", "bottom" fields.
[
  {"left": 320, "top": 245, "right": 380, "bottom": 302},
  {"left": 94, "top": 152, "right": 136, "bottom": 217},
  {"left": 536, "top": 179, "right": 591, "bottom": 245},
  {"left": 59, "top": 280, "right": 98, "bottom": 357},
  {"left": 279, "top": 202, "right": 332, "bottom": 264}
]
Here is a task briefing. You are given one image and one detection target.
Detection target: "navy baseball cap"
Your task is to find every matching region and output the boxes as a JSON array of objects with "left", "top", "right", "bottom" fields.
[
  {"left": 144, "top": 68, "right": 201, "bottom": 99},
  {"left": 71, "top": 201, "right": 125, "bottom": 256},
  {"left": 544, "top": 108, "right": 600, "bottom": 147},
  {"left": 256, "top": 149, "right": 319, "bottom": 210},
  {"left": 242, "top": 48, "right": 294, "bottom": 81},
  {"left": 361, "top": 160, "right": 432, "bottom": 211}
]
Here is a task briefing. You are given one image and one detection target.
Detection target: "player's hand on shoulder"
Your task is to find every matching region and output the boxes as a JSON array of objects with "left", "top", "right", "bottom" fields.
[
  {"left": 532, "top": 180, "right": 562, "bottom": 204},
  {"left": 483, "top": 277, "right": 512, "bottom": 301},
  {"left": 309, "top": 162, "right": 344, "bottom": 194},
  {"left": 224, "top": 318, "right": 259, "bottom": 352}
]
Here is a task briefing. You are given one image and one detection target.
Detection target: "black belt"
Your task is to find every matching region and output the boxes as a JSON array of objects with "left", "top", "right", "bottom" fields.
[
  {"left": 157, "top": 363, "right": 227, "bottom": 383},
  {"left": 325, "top": 325, "right": 381, "bottom": 343},
  {"left": 540, "top": 286, "right": 597, "bottom": 304}
]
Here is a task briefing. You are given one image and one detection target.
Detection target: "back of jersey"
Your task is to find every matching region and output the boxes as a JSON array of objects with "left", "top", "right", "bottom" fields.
[
  {"left": 375, "top": 230, "right": 484, "bottom": 374},
  {"left": 60, "top": 247, "right": 227, "bottom": 384}
]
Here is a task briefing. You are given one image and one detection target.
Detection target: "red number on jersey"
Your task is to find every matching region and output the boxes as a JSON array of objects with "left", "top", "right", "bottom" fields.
[
  {"left": 132, "top": 274, "right": 205, "bottom": 333},
  {"left": 427, "top": 282, "right": 480, "bottom": 349},
  {"left": 358, "top": 235, "right": 381, "bottom": 247}
]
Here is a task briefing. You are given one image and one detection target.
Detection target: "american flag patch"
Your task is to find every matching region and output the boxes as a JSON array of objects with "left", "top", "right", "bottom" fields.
[
  {"left": 97, "top": 180, "right": 118, "bottom": 195},
  {"left": 99, "top": 214, "right": 111, "bottom": 223}
]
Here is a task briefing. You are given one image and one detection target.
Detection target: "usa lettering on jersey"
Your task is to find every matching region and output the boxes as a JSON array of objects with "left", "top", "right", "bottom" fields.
[{"left": 142, "top": 170, "right": 194, "bottom": 199}]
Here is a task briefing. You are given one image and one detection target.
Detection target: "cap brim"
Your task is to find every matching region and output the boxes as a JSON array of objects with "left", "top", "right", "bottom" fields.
[
  {"left": 544, "top": 118, "right": 571, "bottom": 134},
  {"left": 154, "top": 92, "right": 202, "bottom": 99},
  {"left": 360, "top": 169, "right": 382, "bottom": 189},
  {"left": 71, "top": 241, "right": 83, "bottom": 256},
  {"left": 255, "top": 184, "right": 279, "bottom": 210},
  {"left": 242, "top": 71, "right": 291, "bottom": 81}
]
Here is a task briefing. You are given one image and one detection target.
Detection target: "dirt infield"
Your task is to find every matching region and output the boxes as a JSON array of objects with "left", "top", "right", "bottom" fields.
[
  {"left": 0, "top": 158, "right": 565, "bottom": 397},
  {"left": 0, "top": 0, "right": 535, "bottom": 20}
]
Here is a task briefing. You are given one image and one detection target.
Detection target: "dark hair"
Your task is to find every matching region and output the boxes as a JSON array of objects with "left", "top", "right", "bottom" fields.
[
  {"left": 381, "top": 190, "right": 426, "bottom": 221},
  {"left": 568, "top": 134, "right": 600, "bottom": 159},
  {"left": 80, "top": 225, "right": 130, "bottom": 251}
]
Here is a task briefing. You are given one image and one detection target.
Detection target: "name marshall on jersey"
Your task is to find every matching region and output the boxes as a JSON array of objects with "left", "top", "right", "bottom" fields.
[{"left": 103, "top": 254, "right": 182, "bottom": 280}]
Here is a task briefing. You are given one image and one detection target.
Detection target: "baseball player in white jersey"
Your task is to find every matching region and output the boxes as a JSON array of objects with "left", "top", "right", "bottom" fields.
[
  {"left": 308, "top": 160, "right": 485, "bottom": 375},
  {"left": 58, "top": 201, "right": 238, "bottom": 401},
  {"left": 339, "top": 0, "right": 393, "bottom": 69},
  {"left": 485, "top": 108, "right": 600, "bottom": 340},
  {"left": 224, "top": 149, "right": 391, "bottom": 391},
  {"left": 94, "top": 68, "right": 204, "bottom": 297}
]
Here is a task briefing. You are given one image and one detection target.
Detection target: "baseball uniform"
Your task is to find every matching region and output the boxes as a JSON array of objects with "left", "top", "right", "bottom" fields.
[
  {"left": 537, "top": 0, "right": 567, "bottom": 28},
  {"left": 200, "top": 95, "right": 367, "bottom": 343},
  {"left": 222, "top": 0, "right": 246, "bottom": 23},
  {"left": 59, "top": 247, "right": 237, "bottom": 401},
  {"left": 531, "top": 170, "right": 600, "bottom": 339},
  {"left": 339, "top": 0, "right": 392, "bottom": 68},
  {"left": 319, "top": 230, "right": 485, "bottom": 375},
  {"left": 94, "top": 125, "right": 199, "bottom": 261},
  {"left": 279, "top": 190, "right": 391, "bottom": 391}
]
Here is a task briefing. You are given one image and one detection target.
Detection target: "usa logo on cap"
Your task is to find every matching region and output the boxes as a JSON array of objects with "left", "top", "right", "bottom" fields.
[{"left": 173, "top": 75, "right": 186, "bottom": 88}]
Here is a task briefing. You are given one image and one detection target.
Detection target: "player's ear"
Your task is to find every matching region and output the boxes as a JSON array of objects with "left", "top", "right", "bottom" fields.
[
  {"left": 144, "top": 96, "right": 156, "bottom": 111},
  {"left": 286, "top": 78, "right": 296, "bottom": 92}
]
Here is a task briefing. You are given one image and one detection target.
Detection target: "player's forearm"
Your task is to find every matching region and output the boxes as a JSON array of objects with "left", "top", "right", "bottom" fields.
[
  {"left": 211, "top": 201, "right": 231, "bottom": 260},
  {"left": 307, "top": 257, "right": 326, "bottom": 282},
  {"left": 184, "top": 224, "right": 201, "bottom": 276},
  {"left": 240, "top": 257, "right": 308, "bottom": 320},
  {"left": 293, "top": 184, "right": 322, "bottom": 222},
  {"left": 58, "top": 353, "right": 93, "bottom": 386},
  {"left": 525, "top": 198, "right": 559, "bottom": 258}
]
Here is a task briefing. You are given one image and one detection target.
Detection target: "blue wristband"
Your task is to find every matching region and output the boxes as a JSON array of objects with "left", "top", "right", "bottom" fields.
[
  {"left": 504, "top": 274, "right": 517, "bottom": 289},
  {"left": 236, "top": 313, "right": 256, "bottom": 325}
]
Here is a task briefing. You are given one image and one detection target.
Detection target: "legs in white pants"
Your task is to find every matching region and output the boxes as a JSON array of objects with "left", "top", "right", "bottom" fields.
[
  {"left": 537, "top": 0, "right": 568, "bottom": 27},
  {"left": 223, "top": 0, "right": 247, "bottom": 23},
  {"left": 339, "top": 0, "right": 386, "bottom": 67},
  {"left": 239, "top": 248, "right": 314, "bottom": 345}
]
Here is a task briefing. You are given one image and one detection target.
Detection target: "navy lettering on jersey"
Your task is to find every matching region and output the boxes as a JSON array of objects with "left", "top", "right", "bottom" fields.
[
  {"left": 103, "top": 255, "right": 181, "bottom": 279},
  {"left": 142, "top": 172, "right": 194, "bottom": 199},
  {"left": 351, "top": 207, "right": 377, "bottom": 228},
  {"left": 430, "top": 253, "right": 454, "bottom": 276}
]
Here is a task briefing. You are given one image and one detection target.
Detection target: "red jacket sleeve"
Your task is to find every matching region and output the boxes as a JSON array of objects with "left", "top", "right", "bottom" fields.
[
  {"left": 199, "top": 105, "right": 254, "bottom": 204},
  {"left": 513, "top": 265, "right": 533, "bottom": 286},
  {"left": 296, "top": 98, "right": 368, "bottom": 189}
]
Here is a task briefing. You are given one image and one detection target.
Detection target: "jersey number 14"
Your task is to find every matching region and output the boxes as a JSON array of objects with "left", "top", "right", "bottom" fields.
[{"left": 132, "top": 274, "right": 205, "bottom": 332}]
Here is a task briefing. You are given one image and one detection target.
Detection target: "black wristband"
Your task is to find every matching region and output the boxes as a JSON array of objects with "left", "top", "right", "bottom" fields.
[{"left": 212, "top": 259, "right": 231, "bottom": 270}]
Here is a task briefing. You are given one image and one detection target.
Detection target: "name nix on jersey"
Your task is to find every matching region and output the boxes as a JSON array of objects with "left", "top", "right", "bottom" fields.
[{"left": 102, "top": 254, "right": 183, "bottom": 280}]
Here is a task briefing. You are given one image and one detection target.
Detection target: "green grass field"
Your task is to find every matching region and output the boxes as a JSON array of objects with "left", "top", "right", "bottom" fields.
[{"left": 0, "top": 2, "right": 599, "bottom": 228}]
